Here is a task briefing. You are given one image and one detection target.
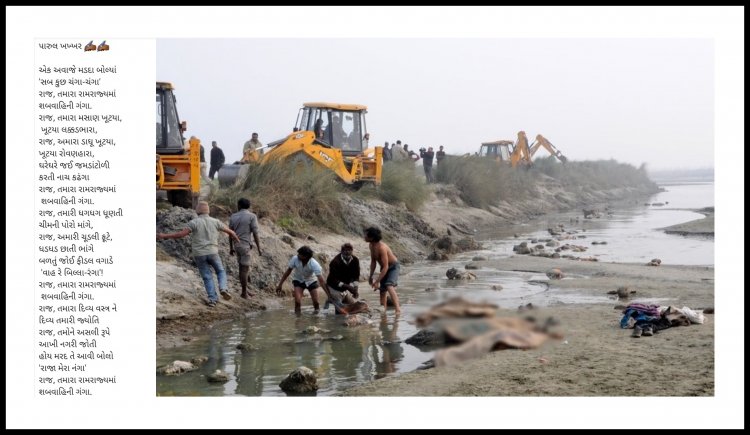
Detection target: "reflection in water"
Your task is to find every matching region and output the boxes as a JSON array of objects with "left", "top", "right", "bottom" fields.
[
  {"left": 232, "top": 323, "right": 264, "bottom": 397},
  {"left": 157, "top": 183, "right": 714, "bottom": 396},
  {"left": 373, "top": 313, "right": 403, "bottom": 379}
]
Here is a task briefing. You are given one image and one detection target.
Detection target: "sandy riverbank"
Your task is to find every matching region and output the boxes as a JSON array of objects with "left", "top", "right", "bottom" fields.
[
  {"left": 660, "top": 207, "right": 714, "bottom": 237},
  {"left": 156, "top": 183, "right": 716, "bottom": 397},
  {"left": 342, "top": 256, "right": 714, "bottom": 396},
  {"left": 156, "top": 184, "right": 659, "bottom": 351}
]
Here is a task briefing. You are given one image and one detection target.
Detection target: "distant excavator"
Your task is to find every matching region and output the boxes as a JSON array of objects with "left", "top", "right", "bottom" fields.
[{"left": 479, "top": 131, "right": 567, "bottom": 167}]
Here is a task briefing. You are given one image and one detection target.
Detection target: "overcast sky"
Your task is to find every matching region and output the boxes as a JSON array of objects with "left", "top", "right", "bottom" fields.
[{"left": 157, "top": 38, "right": 713, "bottom": 171}]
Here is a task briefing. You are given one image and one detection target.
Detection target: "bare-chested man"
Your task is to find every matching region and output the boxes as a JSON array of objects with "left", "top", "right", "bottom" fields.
[{"left": 365, "top": 226, "right": 401, "bottom": 314}]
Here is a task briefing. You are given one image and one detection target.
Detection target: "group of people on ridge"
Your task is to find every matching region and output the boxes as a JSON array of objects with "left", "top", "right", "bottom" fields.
[{"left": 382, "top": 140, "right": 447, "bottom": 183}]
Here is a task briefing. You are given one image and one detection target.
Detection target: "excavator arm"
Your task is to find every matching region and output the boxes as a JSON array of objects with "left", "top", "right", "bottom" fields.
[
  {"left": 510, "top": 131, "right": 533, "bottom": 167},
  {"left": 529, "top": 134, "right": 567, "bottom": 163}
]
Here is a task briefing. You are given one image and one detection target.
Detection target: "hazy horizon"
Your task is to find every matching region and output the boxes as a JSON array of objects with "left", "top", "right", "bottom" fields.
[{"left": 157, "top": 38, "right": 714, "bottom": 171}]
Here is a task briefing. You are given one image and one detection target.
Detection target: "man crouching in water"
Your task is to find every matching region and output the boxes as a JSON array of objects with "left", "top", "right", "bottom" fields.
[{"left": 365, "top": 226, "right": 401, "bottom": 314}]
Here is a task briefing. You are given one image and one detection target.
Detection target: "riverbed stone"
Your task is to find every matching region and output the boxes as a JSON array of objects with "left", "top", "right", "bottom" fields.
[
  {"left": 405, "top": 327, "right": 446, "bottom": 348},
  {"left": 616, "top": 286, "right": 630, "bottom": 298},
  {"left": 446, "top": 268, "right": 476, "bottom": 280},
  {"left": 546, "top": 268, "right": 564, "bottom": 279},
  {"left": 190, "top": 355, "right": 209, "bottom": 365},
  {"left": 279, "top": 366, "right": 318, "bottom": 393},
  {"left": 343, "top": 314, "right": 372, "bottom": 327},
  {"left": 427, "top": 250, "right": 450, "bottom": 261},
  {"left": 157, "top": 360, "right": 196, "bottom": 376},
  {"left": 207, "top": 369, "right": 229, "bottom": 383}
]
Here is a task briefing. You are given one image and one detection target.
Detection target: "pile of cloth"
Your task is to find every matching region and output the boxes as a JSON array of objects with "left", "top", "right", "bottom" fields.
[{"left": 620, "top": 302, "right": 705, "bottom": 337}]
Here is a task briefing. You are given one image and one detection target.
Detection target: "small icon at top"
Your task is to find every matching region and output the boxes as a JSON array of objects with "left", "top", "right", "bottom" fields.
[
  {"left": 84, "top": 40, "right": 96, "bottom": 52},
  {"left": 97, "top": 40, "right": 109, "bottom": 51}
]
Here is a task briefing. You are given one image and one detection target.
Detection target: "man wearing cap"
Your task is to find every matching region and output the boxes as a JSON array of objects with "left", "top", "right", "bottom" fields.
[
  {"left": 228, "top": 197, "right": 262, "bottom": 299},
  {"left": 325, "top": 243, "right": 361, "bottom": 313},
  {"left": 157, "top": 201, "right": 240, "bottom": 307}
]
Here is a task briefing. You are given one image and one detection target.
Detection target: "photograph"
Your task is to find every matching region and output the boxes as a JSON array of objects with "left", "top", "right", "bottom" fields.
[{"left": 154, "top": 37, "right": 715, "bottom": 397}]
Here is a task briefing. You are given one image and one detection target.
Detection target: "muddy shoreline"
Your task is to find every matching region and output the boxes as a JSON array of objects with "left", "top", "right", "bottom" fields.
[
  {"left": 660, "top": 207, "right": 714, "bottom": 237},
  {"left": 341, "top": 256, "right": 714, "bottom": 396},
  {"left": 156, "top": 185, "right": 661, "bottom": 351},
  {"left": 156, "top": 183, "right": 715, "bottom": 396}
]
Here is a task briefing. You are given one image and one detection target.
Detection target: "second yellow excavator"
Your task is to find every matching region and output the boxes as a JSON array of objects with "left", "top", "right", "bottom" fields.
[
  {"left": 155, "top": 81, "right": 200, "bottom": 208},
  {"left": 479, "top": 131, "right": 566, "bottom": 167},
  {"left": 218, "top": 102, "right": 382, "bottom": 188}
]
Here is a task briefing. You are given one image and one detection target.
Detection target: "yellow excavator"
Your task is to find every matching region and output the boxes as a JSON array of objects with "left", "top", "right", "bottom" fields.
[
  {"left": 479, "top": 131, "right": 566, "bottom": 167},
  {"left": 155, "top": 82, "right": 200, "bottom": 208},
  {"left": 218, "top": 102, "right": 382, "bottom": 188}
]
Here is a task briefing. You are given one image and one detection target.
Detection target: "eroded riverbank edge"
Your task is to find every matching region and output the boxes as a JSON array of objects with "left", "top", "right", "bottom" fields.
[{"left": 156, "top": 184, "right": 663, "bottom": 351}]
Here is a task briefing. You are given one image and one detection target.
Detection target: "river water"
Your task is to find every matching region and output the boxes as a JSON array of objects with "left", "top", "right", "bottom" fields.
[{"left": 156, "top": 182, "right": 714, "bottom": 396}]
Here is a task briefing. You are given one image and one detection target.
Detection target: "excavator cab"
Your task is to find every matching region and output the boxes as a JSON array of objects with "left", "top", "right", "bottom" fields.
[
  {"left": 156, "top": 83, "right": 185, "bottom": 154},
  {"left": 296, "top": 103, "right": 368, "bottom": 156},
  {"left": 155, "top": 82, "right": 200, "bottom": 208},
  {"left": 479, "top": 140, "right": 513, "bottom": 162}
]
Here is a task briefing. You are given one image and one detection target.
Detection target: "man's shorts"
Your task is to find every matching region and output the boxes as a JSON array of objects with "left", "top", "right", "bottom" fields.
[
  {"left": 234, "top": 243, "right": 252, "bottom": 267},
  {"left": 292, "top": 280, "right": 319, "bottom": 292},
  {"left": 378, "top": 262, "right": 400, "bottom": 294},
  {"left": 329, "top": 288, "right": 356, "bottom": 306}
]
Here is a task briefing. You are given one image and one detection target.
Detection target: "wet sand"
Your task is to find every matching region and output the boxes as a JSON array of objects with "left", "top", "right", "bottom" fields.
[
  {"left": 342, "top": 256, "right": 714, "bottom": 396},
  {"left": 156, "top": 188, "right": 715, "bottom": 397},
  {"left": 660, "top": 207, "right": 714, "bottom": 237}
]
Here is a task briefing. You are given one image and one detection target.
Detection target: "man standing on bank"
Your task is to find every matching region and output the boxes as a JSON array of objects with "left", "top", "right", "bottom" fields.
[
  {"left": 228, "top": 198, "right": 262, "bottom": 299},
  {"left": 209, "top": 140, "right": 225, "bottom": 180},
  {"left": 420, "top": 146, "right": 435, "bottom": 183},
  {"left": 436, "top": 145, "right": 446, "bottom": 165}
]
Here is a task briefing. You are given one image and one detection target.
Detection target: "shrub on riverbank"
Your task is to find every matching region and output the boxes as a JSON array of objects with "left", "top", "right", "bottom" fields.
[
  {"left": 357, "top": 160, "right": 430, "bottom": 212},
  {"left": 531, "top": 157, "right": 657, "bottom": 190},
  {"left": 434, "top": 156, "right": 534, "bottom": 208},
  {"left": 436, "top": 155, "right": 658, "bottom": 208},
  {"left": 210, "top": 160, "right": 346, "bottom": 232}
]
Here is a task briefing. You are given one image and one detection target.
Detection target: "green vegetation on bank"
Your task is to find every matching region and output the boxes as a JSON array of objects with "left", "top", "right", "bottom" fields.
[
  {"left": 532, "top": 157, "right": 656, "bottom": 190},
  {"left": 436, "top": 156, "right": 658, "bottom": 209},
  {"left": 209, "top": 156, "right": 657, "bottom": 229},
  {"left": 210, "top": 160, "right": 346, "bottom": 232},
  {"left": 356, "top": 160, "right": 430, "bottom": 212},
  {"left": 209, "top": 159, "right": 431, "bottom": 231},
  {"left": 434, "top": 156, "right": 534, "bottom": 208}
]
